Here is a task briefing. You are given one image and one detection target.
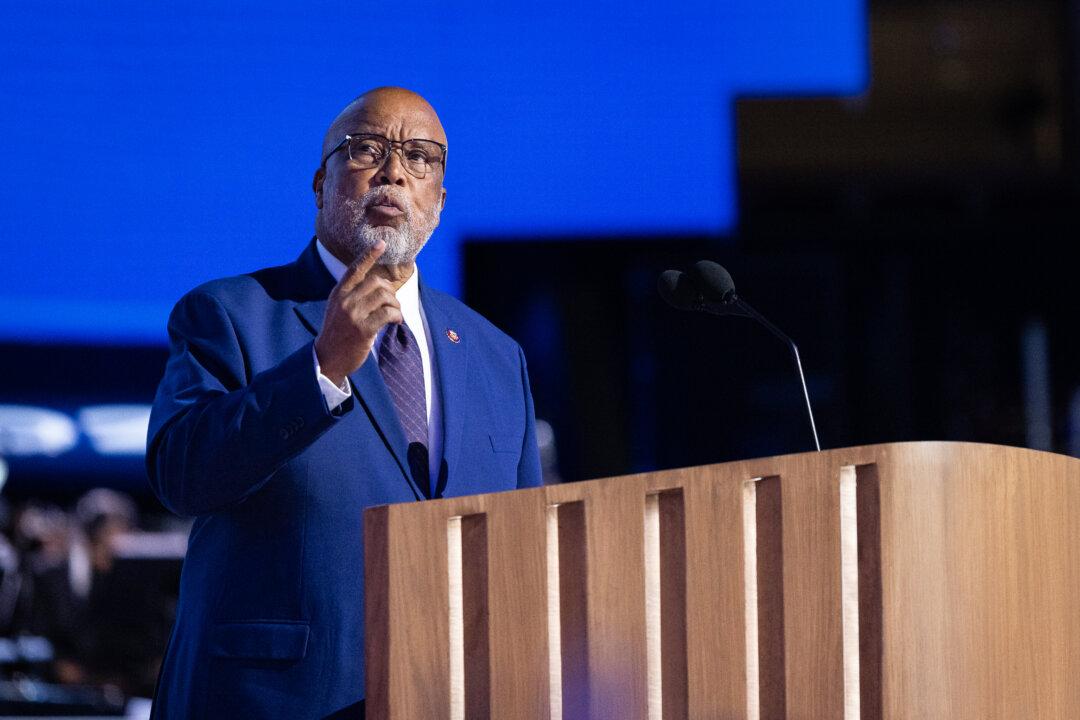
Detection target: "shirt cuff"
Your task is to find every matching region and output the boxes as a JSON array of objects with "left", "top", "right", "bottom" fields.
[{"left": 313, "top": 345, "right": 351, "bottom": 411}]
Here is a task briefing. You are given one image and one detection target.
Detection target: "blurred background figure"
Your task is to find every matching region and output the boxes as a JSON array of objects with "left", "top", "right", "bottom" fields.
[
  {"left": 8, "top": 501, "right": 82, "bottom": 676},
  {"left": 67, "top": 489, "right": 171, "bottom": 697},
  {"left": 0, "top": 487, "right": 180, "bottom": 716}
]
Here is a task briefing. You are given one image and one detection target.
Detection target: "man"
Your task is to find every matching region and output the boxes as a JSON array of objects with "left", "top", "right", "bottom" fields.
[{"left": 146, "top": 87, "right": 542, "bottom": 719}]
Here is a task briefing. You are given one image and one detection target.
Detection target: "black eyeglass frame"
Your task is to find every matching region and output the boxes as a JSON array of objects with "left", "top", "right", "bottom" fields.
[{"left": 320, "top": 133, "right": 447, "bottom": 179}]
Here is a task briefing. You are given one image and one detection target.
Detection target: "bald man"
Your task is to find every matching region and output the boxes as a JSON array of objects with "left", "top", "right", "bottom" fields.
[{"left": 146, "top": 88, "right": 543, "bottom": 719}]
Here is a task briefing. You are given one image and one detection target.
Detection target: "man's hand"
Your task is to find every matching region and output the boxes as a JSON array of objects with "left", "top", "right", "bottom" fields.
[{"left": 314, "top": 240, "right": 402, "bottom": 386}]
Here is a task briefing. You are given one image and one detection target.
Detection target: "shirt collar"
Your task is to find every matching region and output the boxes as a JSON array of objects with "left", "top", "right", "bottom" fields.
[
  {"left": 315, "top": 237, "right": 422, "bottom": 321},
  {"left": 315, "top": 237, "right": 349, "bottom": 283}
]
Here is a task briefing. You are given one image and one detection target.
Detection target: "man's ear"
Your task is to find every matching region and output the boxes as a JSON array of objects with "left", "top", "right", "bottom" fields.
[
  {"left": 313, "top": 168, "right": 326, "bottom": 209},
  {"left": 439, "top": 186, "right": 447, "bottom": 211}
]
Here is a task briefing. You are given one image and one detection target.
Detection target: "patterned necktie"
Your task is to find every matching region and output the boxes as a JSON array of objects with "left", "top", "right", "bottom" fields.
[{"left": 377, "top": 321, "right": 429, "bottom": 449}]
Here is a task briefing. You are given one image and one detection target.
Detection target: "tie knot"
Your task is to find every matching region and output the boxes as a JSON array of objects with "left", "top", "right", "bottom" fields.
[{"left": 379, "top": 322, "right": 414, "bottom": 356}]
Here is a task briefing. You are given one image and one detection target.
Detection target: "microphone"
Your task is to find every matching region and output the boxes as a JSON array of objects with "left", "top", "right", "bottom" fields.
[
  {"left": 657, "top": 269, "right": 699, "bottom": 310},
  {"left": 658, "top": 261, "right": 737, "bottom": 313},
  {"left": 658, "top": 261, "right": 822, "bottom": 452}
]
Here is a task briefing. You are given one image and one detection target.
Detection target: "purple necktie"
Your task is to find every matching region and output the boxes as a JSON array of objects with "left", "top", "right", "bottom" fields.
[{"left": 377, "top": 322, "right": 428, "bottom": 449}]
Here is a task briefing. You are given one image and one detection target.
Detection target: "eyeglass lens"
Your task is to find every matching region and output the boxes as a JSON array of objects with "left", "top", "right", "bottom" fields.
[{"left": 348, "top": 135, "right": 443, "bottom": 177}]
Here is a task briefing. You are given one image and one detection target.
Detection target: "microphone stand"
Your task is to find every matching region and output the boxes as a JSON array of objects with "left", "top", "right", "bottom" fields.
[{"left": 698, "top": 293, "right": 822, "bottom": 452}]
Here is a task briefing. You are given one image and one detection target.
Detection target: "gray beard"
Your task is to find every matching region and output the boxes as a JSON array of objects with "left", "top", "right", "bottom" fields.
[{"left": 322, "top": 191, "right": 440, "bottom": 266}]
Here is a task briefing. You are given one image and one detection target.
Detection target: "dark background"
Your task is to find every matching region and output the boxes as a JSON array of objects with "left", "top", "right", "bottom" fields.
[{"left": 467, "top": 0, "right": 1080, "bottom": 480}]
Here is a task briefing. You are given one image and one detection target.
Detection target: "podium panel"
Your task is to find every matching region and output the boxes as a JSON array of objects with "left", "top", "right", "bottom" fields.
[{"left": 365, "top": 442, "right": 1080, "bottom": 719}]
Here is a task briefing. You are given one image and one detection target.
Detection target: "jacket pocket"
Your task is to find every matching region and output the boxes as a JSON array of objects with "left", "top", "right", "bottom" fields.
[{"left": 208, "top": 621, "right": 310, "bottom": 661}]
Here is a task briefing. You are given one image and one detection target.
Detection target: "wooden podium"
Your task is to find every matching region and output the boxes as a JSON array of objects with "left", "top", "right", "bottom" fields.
[{"left": 364, "top": 442, "right": 1080, "bottom": 719}]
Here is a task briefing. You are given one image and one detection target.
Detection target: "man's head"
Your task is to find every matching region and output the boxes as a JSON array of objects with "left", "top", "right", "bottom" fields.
[{"left": 313, "top": 87, "right": 448, "bottom": 266}]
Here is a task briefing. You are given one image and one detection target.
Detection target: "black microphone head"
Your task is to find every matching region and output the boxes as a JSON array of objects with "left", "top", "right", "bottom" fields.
[
  {"left": 690, "top": 260, "right": 736, "bottom": 302},
  {"left": 657, "top": 269, "right": 700, "bottom": 310}
]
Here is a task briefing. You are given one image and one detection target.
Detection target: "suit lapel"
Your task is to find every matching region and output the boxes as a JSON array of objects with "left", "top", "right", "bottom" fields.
[
  {"left": 420, "top": 279, "right": 468, "bottom": 498},
  {"left": 291, "top": 240, "right": 422, "bottom": 501}
]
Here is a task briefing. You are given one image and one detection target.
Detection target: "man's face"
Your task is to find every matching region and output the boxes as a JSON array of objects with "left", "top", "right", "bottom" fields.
[{"left": 314, "top": 91, "right": 448, "bottom": 266}]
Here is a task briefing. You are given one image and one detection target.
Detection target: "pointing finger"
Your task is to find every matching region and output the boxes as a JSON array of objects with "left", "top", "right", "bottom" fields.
[{"left": 339, "top": 239, "right": 386, "bottom": 292}]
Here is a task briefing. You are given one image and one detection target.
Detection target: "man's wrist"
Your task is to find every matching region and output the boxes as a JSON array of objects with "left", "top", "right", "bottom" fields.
[
  {"left": 313, "top": 345, "right": 351, "bottom": 410},
  {"left": 313, "top": 344, "right": 348, "bottom": 387}
]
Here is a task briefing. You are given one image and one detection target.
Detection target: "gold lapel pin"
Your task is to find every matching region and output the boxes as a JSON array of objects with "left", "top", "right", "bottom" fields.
[{"left": 446, "top": 329, "right": 460, "bottom": 343}]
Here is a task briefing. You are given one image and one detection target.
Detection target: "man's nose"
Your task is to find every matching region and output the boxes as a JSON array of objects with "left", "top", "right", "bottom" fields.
[{"left": 376, "top": 148, "right": 408, "bottom": 186}]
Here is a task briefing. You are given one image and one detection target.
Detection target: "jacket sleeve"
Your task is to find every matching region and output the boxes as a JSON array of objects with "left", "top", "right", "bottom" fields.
[
  {"left": 146, "top": 290, "right": 345, "bottom": 517},
  {"left": 515, "top": 345, "right": 544, "bottom": 489}
]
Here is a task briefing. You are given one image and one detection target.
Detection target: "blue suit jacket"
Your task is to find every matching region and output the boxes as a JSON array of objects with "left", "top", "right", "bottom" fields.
[{"left": 146, "top": 239, "right": 542, "bottom": 719}]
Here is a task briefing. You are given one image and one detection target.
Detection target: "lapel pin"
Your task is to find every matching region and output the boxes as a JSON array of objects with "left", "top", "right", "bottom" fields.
[{"left": 446, "top": 329, "right": 460, "bottom": 343}]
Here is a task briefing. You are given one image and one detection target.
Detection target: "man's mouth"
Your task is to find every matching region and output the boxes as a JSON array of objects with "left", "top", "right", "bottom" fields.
[
  {"left": 368, "top": 196, "right": 403, "bottom": 210},
  {"left": 366, "top": 197, "right": 405, "bottom": 218},
  {"left": 369, "top": 197, "right": 406, "bottom": 220}
]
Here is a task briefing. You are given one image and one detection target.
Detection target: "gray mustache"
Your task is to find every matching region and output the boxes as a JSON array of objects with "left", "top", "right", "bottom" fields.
[{"left": 360, "top": 188, "right": 411, "bottom": 214}]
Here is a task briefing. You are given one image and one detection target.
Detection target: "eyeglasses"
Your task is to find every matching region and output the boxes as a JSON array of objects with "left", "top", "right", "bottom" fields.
[{"left": 321, "top": 133, "right": 447, "bottom": 179}]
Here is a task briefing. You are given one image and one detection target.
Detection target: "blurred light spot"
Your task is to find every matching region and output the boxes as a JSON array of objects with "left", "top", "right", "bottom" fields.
[
  {"left": 0, "top": 405, "right": 78, "bottom": 456},
  {"left": 15, "top": 636, "right": 54, "bottom": 664},
  {"left": 78, "top": 404, "right": 152, "bottom": 455},
  {"left": 536, "top": 419, "right": 555, "bottom": 449}
]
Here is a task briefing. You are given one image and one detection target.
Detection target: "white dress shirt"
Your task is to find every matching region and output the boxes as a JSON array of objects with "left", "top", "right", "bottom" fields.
[{"left": 312, "top": 239, "right": 443, "bottom": 486}]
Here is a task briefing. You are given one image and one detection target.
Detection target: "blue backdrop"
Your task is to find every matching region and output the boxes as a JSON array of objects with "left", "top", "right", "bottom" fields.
[{"left": 0, "top": 1, "right": 866, "bottom": 342}]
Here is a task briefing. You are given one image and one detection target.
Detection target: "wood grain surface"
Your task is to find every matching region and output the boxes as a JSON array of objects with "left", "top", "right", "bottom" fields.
[{"left": 365, "top": 442, "right": 1080, "bottom": 719}]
